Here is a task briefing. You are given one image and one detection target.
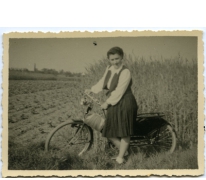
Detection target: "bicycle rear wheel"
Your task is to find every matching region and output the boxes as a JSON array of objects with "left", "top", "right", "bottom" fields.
[
  {"left": 45, "top": 120, "right": 93, "bottom": 156},
  {"left": 149, "top": 124, "right": 176, "bottom": 154}
]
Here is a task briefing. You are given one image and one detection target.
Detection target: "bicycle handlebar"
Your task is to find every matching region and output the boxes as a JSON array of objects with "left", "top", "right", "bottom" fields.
[
  {"left": 84, "top": 92, "right": 107, "bottom": 117},
  {"left": 84, "top": 92, "right": 101, "bottom": 106}
]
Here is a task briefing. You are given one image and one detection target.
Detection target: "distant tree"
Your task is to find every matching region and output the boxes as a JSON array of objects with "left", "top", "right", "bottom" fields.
[
  {"left": 41, "top": 68, "right": 58, "bottom": 75},
  {"left": 59, "top": 69, "right": 64, "bottom": 74},
  {"left": 16, "top": 68, "right": 22, "bottom": 71},
  {"left": 41, "top": 68, "right": 48, "bottom": 74},
  {"left": 51, "top": 69, "right": 58, "bottom": 75},
  {"left": 64, "top": 71, "right": 73, "bottom": 77},
  {"left": 22, "top": 68, "right": 29, "bottom": 72},
  {"left": 73, "top": 72, "right": 82, "bottom": 77}
]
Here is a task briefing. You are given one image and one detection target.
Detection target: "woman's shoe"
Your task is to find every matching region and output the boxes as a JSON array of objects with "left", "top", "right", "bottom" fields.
[
  {"left": 116, "top": 157, "right": 125, "bottom": 164},
  {"left": 111, "top": 151, "right": 129, "bottom": 160}
]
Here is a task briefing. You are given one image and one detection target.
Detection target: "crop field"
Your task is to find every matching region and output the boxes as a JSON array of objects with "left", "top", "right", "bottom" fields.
[
  {"left": 8, "top": 56, "right": 198, "bottom": 170},
  {"left": 9, "top": 80, "right": 84, "bottom": 144},
  {"left": 9, "top": 70, "right": 82, "bottom": 81}
]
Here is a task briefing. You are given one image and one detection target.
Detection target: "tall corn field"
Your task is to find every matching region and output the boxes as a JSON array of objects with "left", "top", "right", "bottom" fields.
[{"left": 84, "top": 54, "right": 197, "bottom": 146}]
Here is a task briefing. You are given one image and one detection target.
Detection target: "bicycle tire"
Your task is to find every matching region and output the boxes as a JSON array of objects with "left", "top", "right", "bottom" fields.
[
  {"left": 149, "top": 124, "right": 176, "bottom": 154},
  {"left": 45, "top": 120, "right": 92, "bottom": 156}
]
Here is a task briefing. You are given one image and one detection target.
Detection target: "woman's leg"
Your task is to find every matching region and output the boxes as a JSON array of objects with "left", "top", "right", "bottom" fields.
[
  {"left": 109, "top": 136, "right": 130, "bottom": 164},
  {"left": 118, "top": 136, "right": 130, "bottom": 159},
  {"left": 109, "top": 137, "right": 121, "bottom": 149}
]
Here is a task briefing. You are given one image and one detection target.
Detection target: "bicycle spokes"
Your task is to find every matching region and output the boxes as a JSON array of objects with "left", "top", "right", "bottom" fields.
[
  {"left": 150, "top": 125, "right": 176, "bottom": 153},
  {"left": 46, "top": 122, "right": 92, "bottom": 156}
]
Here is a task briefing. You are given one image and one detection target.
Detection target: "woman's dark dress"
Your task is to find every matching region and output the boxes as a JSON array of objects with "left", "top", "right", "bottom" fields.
[{"left": 102, "top": 65, "right": 138, "bottom": 138}]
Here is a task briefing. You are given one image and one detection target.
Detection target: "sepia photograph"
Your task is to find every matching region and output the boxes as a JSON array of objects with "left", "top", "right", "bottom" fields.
[{"left": 2, "top": 31, "right": 204, "bottom": 177}]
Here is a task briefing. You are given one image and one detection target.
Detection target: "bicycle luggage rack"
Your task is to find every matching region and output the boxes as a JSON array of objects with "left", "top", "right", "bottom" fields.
[{"left": 137, "top": 112, "right": 165, "bottom": 118}]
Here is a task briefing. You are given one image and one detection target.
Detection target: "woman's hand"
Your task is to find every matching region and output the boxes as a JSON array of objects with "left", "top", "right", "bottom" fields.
[{"left": 101, "top": 102, "right": 109, "bottom": 110}]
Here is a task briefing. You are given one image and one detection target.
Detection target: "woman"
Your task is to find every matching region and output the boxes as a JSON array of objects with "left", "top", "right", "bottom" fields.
[{"left": 85, "top": 46, "right": 138, "bottom": 164}]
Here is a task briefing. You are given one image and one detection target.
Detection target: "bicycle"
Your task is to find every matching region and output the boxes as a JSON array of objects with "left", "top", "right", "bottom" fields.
[{"left": 45, "top": 92, "right": 177, "bottom": 157}]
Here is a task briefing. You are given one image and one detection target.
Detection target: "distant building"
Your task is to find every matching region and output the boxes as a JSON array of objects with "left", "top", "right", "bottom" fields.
[{"left": 34, "top": 63, "right": 37, "bottom": 72}]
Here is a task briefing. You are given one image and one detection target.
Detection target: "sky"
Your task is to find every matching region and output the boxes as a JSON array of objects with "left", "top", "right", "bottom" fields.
[{"left": 9, "top": 37, "right": 197, "bottom": 73}]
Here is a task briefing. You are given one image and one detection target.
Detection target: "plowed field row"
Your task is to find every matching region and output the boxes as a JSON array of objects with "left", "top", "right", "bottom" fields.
[{"left": 9, "top": 80, "right": 85, "bottom": 146}]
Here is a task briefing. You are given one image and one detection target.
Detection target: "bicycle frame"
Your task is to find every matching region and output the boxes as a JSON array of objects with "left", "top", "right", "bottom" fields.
[
  {"left": 83, "top": 91, "right": 170, "bottom": 136},
  {"left": 81, "top": 92, "right": 177, "bottom": 152},
  {"left": 45, "top": 92, "right": 177, "bottom": 155}
]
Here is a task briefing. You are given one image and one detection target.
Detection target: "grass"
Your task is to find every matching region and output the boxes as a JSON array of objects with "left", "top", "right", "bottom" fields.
[
  {"left": 8, "top": 141, "right": 86, "bottom": 170},
  {"left": 8, "top": 140, "right": 198, "bottom": 170}
]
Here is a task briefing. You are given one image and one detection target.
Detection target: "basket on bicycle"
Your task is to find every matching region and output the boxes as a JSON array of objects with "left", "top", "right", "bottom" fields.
[{"left": 84, "top": 112, "right": 105, "bottom": 132}]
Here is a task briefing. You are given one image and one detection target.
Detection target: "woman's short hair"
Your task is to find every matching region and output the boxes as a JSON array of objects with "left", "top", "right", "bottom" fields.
[{"left": 107, "top": 47, "right": 124, "bottom": 59}]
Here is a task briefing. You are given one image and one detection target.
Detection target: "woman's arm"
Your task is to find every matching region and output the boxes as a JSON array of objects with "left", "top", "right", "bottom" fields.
[
  {"left": 106, "top": 69, "right": 131, "bottom": 106},
  {"left": 91, "top": 66, "right": 109, "bottom": 94}
]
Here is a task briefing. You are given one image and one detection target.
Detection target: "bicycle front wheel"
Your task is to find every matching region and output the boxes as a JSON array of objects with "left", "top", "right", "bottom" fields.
[{"left": 45, "top": 120, "right": 93, "bottom": 156}]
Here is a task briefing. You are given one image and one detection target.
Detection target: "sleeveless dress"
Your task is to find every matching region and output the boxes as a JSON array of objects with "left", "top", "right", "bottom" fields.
[{"left": 101, "top": 65, "right": 138, "bottom": 138}]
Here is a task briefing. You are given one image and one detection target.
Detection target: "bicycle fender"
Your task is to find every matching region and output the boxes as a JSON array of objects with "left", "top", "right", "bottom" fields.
[{"left": 134, "top": 116, "right": 170, "bottom": 136}]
